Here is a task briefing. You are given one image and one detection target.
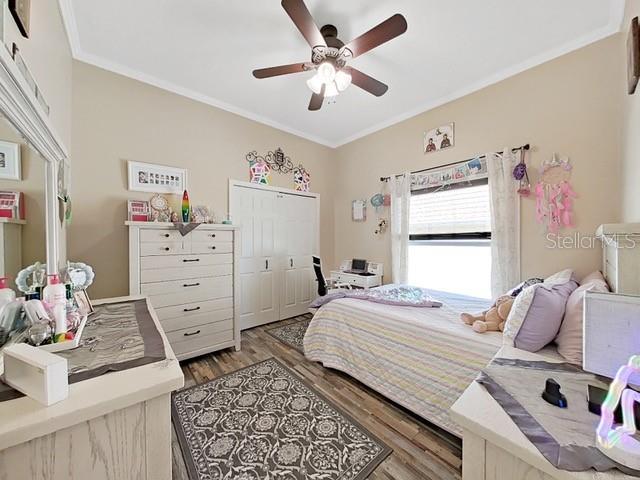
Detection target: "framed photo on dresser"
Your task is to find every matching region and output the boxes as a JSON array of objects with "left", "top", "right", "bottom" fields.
[{"left": 127, "top": 160, "right": 187, "bottom": 194}]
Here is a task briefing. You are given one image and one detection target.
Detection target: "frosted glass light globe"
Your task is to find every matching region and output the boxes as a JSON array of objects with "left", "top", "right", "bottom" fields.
[{"left": 317, "top": 62, "right": 336, "bottom": 83}]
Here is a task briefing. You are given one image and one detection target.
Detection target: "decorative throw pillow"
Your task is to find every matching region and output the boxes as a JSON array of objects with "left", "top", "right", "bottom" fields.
[
  {"left": 507, "top": 277, "right": 544, "bottom": 297},
  {"left": 503, "top": 269, "right": 579, "bottom": 352},
  {"left": 555, "top": 271, "right": 610, "bottom": 365}
]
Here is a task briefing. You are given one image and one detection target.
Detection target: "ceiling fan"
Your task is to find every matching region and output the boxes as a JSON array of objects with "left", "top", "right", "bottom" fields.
[{"left": 252, "top": 0, "right": 408, "bottom": 111}]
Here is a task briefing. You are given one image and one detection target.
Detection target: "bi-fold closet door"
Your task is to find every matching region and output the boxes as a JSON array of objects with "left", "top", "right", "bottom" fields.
[{"left": 230, "top": 182, "right": 318, "bottom": 331}]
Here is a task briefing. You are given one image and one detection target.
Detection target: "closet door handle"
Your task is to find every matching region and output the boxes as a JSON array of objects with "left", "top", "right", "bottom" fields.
[
  {"left": 183, "top": 258, "right": 200, "bottom": 263},
  {"left": 183, "top": 330, "right": 201, "bottom": 337},
  {"left": 265, "top": 259, "right": 269, "bottom": 270},
  {"left": 183, "top": 306, "right": 201, "bottom": 312},
  {"left": 183, "top": 282, "right": 200, "bottom": 288},
  {"left": 290, "top": 258, "right": 293, "bottom": 268}
]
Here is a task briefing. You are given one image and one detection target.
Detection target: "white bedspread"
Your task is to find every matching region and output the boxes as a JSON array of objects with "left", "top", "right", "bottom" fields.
[{"left": 304, "top": 290, "right": 502, "bottom": 436}]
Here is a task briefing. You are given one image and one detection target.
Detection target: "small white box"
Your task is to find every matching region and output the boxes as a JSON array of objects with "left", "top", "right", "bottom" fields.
[{"left": 3, "top": 344, "right": 68, "bottom": 405}]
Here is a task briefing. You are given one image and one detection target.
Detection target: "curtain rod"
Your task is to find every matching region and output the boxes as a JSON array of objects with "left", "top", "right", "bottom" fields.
[{"left": 379, "top": 143, "right": 530, "bottom": 182}]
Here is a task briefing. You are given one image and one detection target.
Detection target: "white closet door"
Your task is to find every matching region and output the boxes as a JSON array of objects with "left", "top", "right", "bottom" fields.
[
  {"left": 231, "top": 186, "right": 279, "bottom": 330},
  {"left": 278, "top": 193, "right": 318, "bottom": 320}
]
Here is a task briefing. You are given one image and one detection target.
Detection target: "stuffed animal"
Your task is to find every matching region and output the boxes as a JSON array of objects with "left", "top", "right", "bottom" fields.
[{"left": 461, "top": 295, "right": 515, "bottom": 333}]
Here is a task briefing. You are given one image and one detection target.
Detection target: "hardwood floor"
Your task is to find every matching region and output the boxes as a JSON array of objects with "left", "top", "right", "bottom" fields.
[{"left": 171, "top": 316, "right": 463, "bottom": 480}]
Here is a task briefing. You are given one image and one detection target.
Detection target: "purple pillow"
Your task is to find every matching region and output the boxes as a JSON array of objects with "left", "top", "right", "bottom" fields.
[{"left": 503, "top": 269, "right": 579, "bottom": 352}]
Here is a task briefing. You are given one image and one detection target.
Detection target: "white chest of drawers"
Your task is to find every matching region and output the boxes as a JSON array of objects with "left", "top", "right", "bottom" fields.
[{"left": 127, "top": 222, "right": 240, "bottom": 360}]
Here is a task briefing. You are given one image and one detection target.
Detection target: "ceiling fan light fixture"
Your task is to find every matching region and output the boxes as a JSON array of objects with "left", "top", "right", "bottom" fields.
[
  {"left": 306, "top": 74, "right": 324, "bottom": 94},
  {"left": 317, "top": 62, "right": 336, "bottom": 83},
  {"left": 335, "top": 70, "right": 352, "bottom": 92},
  {"left": 324, "top": 81, "right": 339, "bottom": 98}
]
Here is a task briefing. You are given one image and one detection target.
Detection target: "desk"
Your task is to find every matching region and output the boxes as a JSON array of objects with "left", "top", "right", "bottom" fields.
[
  {"left": 330, "top": 271, "right": 382, "bottom": 289},
  {"left": 450, "top": 346, "right": 630, "bottom": 480}
]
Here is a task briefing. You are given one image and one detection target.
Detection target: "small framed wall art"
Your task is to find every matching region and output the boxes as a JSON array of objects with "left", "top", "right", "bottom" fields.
[
  {"left": 352, "top": 200, "right": 367, "bottom": 222},
  {"left": 424, "top": 123, "right": 455, "bottom": 154},
  {"left": 0, "top": 140, "right": 21, "bottom": 180},
  {"left": 628, "top": 17, "right": 640, "bottom": 95},
  {"left": 127, "top": 160, "right": 187, "bottom": 194}
]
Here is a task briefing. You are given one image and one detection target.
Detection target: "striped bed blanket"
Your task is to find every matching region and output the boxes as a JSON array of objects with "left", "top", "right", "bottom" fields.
[{"left": 304, "top": 289, "right": 502, "bottom": 436}]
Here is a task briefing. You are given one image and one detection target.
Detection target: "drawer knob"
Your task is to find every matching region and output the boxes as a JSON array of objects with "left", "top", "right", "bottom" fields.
[
  {"left": 164, "top": 233, "right": 170, "bottom": 238},
  {"left": 183, "top": 282, "right": 200, "bottom": 288},
  {"left": 183, "top": 306, "right": 201, "bottom": 312},
  {"left": 211, "top": 234, "right": 216, "bottom": 238},
  {"left": 183, "top": 330, "right": 201, "bottom": 337},
  {"left": 183, "top": 258, "right": 200, "bottom": 263},
  {"left": 211, "top": 246, "right": 217, "bottom": 250},
  {"left": 164, "top": 247, "right": 170, "bottom": 251}
]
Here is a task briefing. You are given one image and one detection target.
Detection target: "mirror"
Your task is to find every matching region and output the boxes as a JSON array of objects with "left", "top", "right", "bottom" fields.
[
  {"left": 0, "top": 44, "right": 69, "bottom": 352},
  {"left": 0, "top": 116, "right": 46, "bottom": 291}
]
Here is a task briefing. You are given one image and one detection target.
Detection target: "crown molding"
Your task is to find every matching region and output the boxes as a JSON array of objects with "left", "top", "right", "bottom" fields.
[{"left": 58, "top": 0, "right": 626, "bottom": 150}]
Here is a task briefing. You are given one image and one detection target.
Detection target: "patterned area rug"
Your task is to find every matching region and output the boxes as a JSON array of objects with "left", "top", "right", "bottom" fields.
[
  {"left": 172, "top": 358, "right": 392, "bottom": 480},
  {"left": 266, "top": 315, "right": 311, "bottom": 353}
]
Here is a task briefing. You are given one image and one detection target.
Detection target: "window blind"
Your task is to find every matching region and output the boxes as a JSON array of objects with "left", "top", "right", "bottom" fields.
[{"left": 409, "top": 181, "right": 491, "bottom": 235}]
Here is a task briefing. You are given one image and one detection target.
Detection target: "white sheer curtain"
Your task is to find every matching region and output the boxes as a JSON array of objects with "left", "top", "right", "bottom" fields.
[
  {"left": 390, "top": 173, "right": 411, "bottom": 284},
  {"left": 487, "top": 148, "right": 521, "bottom": 298}
]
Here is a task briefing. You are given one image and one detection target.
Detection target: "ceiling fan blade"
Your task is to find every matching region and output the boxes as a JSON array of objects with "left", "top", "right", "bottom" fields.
[
  {"left": 345, "top": 67, "right": 388, "bottom": 96},
  {"left": 308, "top": 84, "right": 325, "bottom": 111},
  {"left": 343, "top": 14, "right": 407, "bottom": 59},
  {"left": 281, "top": 0, "right": 327, "bottom": 48},
  {"left": 253, "top": 63, "right": 310, "bottom": 79}
]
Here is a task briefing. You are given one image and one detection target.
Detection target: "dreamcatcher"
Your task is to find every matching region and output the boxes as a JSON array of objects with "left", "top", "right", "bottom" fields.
[{"left": 535, "top": 154, "right": 577, "bottom": 233}]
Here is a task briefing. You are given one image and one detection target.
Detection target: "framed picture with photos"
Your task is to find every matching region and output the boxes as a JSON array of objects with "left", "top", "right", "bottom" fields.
[
  {"left": 73, "top": 289, "right": 94, "bottom": 316},
  {"left": 127, "top": 160, "right": 187, "bottom": 194}
]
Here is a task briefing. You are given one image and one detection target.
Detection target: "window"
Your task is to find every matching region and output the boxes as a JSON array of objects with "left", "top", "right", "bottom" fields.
[{"left": 408, "top": 179, "right": 492, "bottom": 299}]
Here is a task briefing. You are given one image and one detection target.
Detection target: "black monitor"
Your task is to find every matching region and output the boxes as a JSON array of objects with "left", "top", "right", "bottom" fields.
[{"left": 351, "top": 259, "right": 367, "bottom": 271}]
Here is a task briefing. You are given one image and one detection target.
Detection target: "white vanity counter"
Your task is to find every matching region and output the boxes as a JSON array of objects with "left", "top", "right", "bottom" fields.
[{"left": 0, "top": 295, "right": 184, "bottom": 480}]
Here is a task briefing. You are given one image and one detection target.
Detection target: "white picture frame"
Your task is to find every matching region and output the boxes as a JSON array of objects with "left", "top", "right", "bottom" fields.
[
  {"left": 352, "top": 199, "right": 366, "bottom": 222},
  {"left": 127, "top": 160, "right": 187, "bottom": 194},
  {"left": 424, "top": 122, "right": 455, "bottom": 154},
  {"left": 0, "top": 140, "right": 20, "bottom": 180}
]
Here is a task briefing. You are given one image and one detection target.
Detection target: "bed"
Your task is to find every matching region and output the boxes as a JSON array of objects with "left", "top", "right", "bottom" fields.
[{"left": 303, "top": 289, "right": 503, "bottom": 436}]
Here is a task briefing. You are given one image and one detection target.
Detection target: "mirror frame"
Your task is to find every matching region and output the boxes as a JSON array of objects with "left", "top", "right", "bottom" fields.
[{"left": 0, "top": 45, "right": 68, "bottom": 274}]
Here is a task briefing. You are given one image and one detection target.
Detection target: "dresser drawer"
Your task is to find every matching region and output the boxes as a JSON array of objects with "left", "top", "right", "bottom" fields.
[
  {"left": 143, "top": 276, "right": 233, "bottom": 308},
  {"left": 165, "top": 316, "right": 233, "bottom": 338},
  {"left": 141, "top": 253, "right": 232, "bottom": 270},
  {"left": 170, "top": 329, "right": 234, "bottom": 357},
  {"left": 190, "top": 230, "right": 233, "bottom": 243},
  {"left": 140, "top": 229, "right": 183, "bottom": 243},
  {"left": 141, "top": 263, "right": 232, "bottom": 283},
  {"left": 140, "top": 242, "right": 188, "bottom": 256},
  {"left": 190, "top": 242, "right": 233, "bottom": 255},
  {"left": 155, "top": 297, "right": 233, "bottom": 321},
  {"left": 160, "top": 309, "right": 233, "bottom": 332}
]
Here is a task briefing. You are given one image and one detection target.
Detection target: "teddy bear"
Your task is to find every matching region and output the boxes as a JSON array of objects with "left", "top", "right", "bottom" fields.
[{"left": 461, "top": 295, "right": 515, "bottom": 333}]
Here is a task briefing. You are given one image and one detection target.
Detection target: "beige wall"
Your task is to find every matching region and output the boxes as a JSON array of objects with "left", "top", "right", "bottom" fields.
[
  {"left": 334, "top": 35, "right": 623, "bottom": 283},
  {"left": 621, "top": 1, "right": 640, "bottom": 221},
  {"left": 70, "top": 62, "right": 336, "bottom": 299}
]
